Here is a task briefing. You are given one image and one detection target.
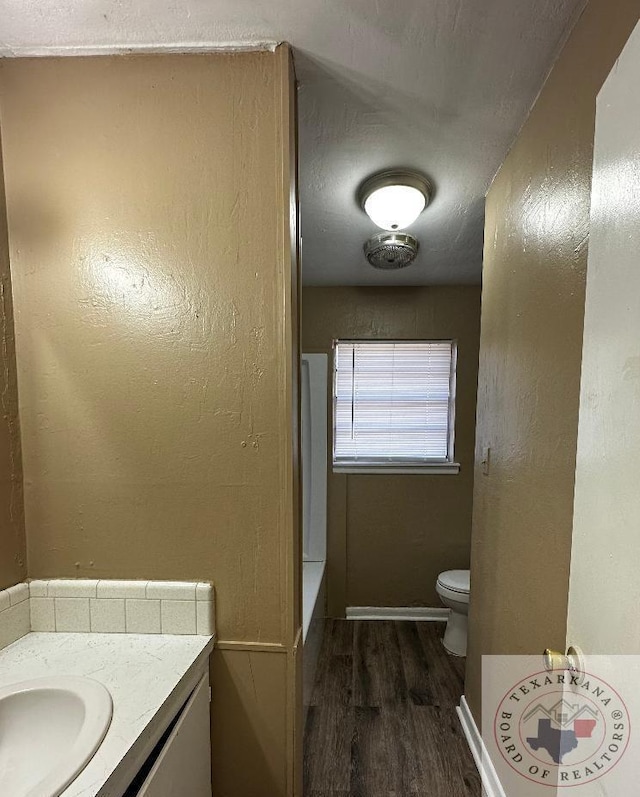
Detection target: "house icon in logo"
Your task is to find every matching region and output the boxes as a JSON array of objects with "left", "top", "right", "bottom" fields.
[
  {"left": 524, "top": 700, "right": 599, "bottom": 730},
  {"left": 523, "top": 701, "right": 600, "bottom": 764}
]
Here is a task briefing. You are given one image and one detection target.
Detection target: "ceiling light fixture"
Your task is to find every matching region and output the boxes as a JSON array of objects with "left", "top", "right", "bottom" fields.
[{"left": 358, "top": 169, "right": 432, "bottom": 231}]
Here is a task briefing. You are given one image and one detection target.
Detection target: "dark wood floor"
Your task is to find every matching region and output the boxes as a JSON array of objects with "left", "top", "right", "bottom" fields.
[{"left": 304, "top": 620, "right": 481, "bottom": 797}]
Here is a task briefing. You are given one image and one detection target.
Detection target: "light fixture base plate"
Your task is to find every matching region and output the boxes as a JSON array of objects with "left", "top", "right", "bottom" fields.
[{"left": 364, "top": 232, "right": 420, "bottom": 270}]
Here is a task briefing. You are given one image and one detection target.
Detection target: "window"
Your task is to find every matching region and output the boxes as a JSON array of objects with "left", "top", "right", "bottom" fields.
[{"left": 333, "top": 340, "right": 458, "bottom": 473}]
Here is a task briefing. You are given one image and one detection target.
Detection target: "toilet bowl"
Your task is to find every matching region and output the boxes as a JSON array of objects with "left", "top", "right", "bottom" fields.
[{"left": 436, "top": 569, "right": 470, "bottom": 656}]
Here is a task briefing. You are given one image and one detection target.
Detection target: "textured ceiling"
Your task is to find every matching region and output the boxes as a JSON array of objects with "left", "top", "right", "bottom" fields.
[{"left": 0, "top": 0, "right": 586, "bottom": 285}]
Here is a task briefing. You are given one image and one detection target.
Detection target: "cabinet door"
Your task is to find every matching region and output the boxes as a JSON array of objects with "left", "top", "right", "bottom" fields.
[{"left": 136, "top": 674, "right": 212, "bottom": 797}]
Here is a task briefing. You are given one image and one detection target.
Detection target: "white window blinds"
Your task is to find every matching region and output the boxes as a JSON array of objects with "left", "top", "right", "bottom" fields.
[{"left": 333, "top": 340, "right": 456, "bottom": 465}]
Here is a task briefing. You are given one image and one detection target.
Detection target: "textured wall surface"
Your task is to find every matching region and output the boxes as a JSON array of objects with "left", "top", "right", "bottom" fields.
[
  {"left": 0, "top": 49, "right": 300, "bottom": 796},
  {"left": 0, "top": 131, "right": 25, "bottom": 591},
  {"left": 302, "top": 286, "right": 481, "bottom": 613},
  {"left": 465, "top": 0, "right": 639, "bottom": 725}
]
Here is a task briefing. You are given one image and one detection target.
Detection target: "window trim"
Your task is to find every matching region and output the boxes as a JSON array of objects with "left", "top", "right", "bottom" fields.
[
  {"left": 332, "top": 462, "right": 460, "bottom": 475},
  {"left": 331, "top": 338, "right": 460, "bottom": 474}
]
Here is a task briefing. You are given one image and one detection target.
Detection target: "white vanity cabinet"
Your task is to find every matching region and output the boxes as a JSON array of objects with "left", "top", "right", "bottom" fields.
[
  {"left": 0, "top": 629, "right": 215, "bottom": 797},
  {"left": 130, "top": 673, "right": 212, "bottom": 797}
]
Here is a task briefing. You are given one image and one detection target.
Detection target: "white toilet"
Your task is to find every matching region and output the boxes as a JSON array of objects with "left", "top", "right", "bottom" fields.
[{"left": 436, "top": 569, "right": 470, "bottom": 656}]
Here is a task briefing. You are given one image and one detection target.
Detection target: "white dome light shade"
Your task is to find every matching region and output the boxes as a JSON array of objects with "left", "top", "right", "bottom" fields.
[
  {"left": 358, "top": 170, "right": 432, "bottom": 232},
  {"left": 363, "top": 185, "right": 426, "bottom": 231}
]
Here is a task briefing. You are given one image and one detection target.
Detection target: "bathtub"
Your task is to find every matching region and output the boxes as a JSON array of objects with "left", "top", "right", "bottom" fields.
[
  {"left": 303, "top": 560, "right": 326, "bottom": 643},
  {"left": 301, "top": 354, "right": 328, "bottom": 715},
  {"left": 303, "top": 560, "right": 326, "bottom": 719}
]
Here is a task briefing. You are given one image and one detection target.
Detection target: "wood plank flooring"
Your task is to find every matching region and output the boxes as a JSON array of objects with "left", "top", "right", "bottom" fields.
[{"left": 304, "top": 620, "right": 481, "bottom": 797}]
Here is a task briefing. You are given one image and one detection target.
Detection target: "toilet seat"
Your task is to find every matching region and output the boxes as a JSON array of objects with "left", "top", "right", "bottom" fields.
[{"left": 436, "top": 569, "right": 470, "bottom": 595}]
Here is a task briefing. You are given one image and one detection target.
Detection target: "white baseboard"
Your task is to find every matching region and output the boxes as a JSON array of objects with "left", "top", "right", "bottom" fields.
[
  {"left": 456, "top": 695, "right": 506, "bottom": 797},
  {"left": 346, "top": 606, "right": 449, "bottom": 621}
]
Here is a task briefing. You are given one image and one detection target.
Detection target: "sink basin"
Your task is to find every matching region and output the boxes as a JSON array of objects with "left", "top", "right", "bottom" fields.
[{"left": 0, "top": 676, "right": 113, "bottom": 797}]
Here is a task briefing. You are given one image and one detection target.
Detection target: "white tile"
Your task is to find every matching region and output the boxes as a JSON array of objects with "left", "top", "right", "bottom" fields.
[
  {"left": 146, "top": 581, "right": 197, "bottom": 601},
  {"left": 0, "top": 590, "right": 10, "bottom": 613},
  {"left": 55, "top": 598, "right": 91, "bottom": 631},
  {"left": 49, "top": 579, "right": 98, "bottom": 598},
  {"left": 196, "top": 600, "right": 215, "bottom": 635},
  {"left": 30, "top": 597, "right": 55, "bottom": 631},
  {"left": 28, "top": 580, "right": 49, "bottom": 598},
  {"left": 96, "top": 580, "right": 148, "bottom": 599},
  {"left": 196, "top": 582, "right": 213, "bottom": 601},
  {"left": 161, "top": 600, "right": 196, "bottom": 635},
  {"left": 125, "top": 599, "right": 161, "bottom": 633},
  {"left": 90, "top": 599, "right": 126, "bottom": 633},
  {"left": 7, "top": 583, "right": 29, "bottom": 606},
  {"left": 0, "top": 602, "right": 30, "bottom": 650}
]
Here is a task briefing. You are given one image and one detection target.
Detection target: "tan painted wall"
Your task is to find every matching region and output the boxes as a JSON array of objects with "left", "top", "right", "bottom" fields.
[
  {"left": 0, "top": 48, "right": 301, "bottom": 796},
  {"left": 0, "top": 130, "right": 25, "bottom": 590},
  {"left": 465, "top": 0, "right": 639, "bottom": 724},
  {"left": 302, "top": 286, "right": 481, "bottom": 614}
]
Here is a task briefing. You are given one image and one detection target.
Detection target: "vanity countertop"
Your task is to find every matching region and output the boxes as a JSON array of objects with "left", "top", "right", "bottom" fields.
[{"left": 0, "top": 631, "right": 214, "bottom": 797}]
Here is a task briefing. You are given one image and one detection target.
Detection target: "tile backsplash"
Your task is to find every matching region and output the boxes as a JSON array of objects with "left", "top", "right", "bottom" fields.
[
  {"left": 0, "top": 579, "right": 215, "bottom": 651},
  {"left": 0, "top": 582, "right": 30, "bottom": 651}
]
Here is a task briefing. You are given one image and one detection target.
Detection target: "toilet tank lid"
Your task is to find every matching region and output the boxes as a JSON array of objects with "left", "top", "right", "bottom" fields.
[{"left": 437, "top": 569, "right": 470, "bottom": 593}]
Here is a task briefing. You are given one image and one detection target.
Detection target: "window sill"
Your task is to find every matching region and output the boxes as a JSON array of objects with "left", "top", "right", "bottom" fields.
[{"left": 332, "top": 463, "right": 460, "bottom": 475}]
